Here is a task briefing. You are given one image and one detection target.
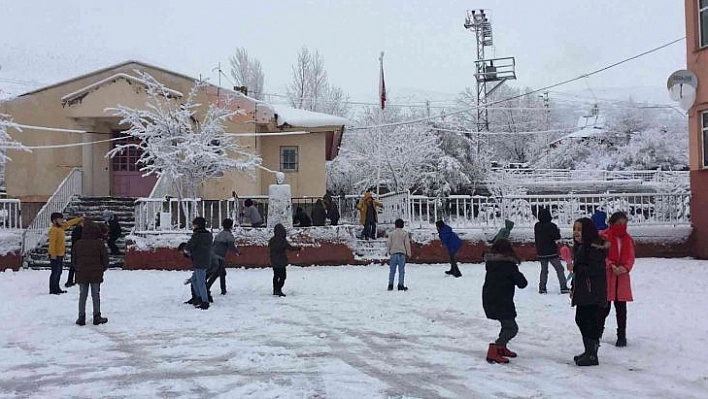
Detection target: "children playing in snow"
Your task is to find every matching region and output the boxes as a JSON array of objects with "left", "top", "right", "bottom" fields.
[
  {"left": 183, "top": 217, "right": 213, "bottom": 310},
  {"left": 568, "top": 217, "right": 609, "bottom": 366},
  {"left": 483, "top": 238, "right": 528, "bottom": 364},
  {"left": 435, "top": 220, "right": 462, "bottom": 277},
  {"left": 48, "top": 212, "right": 84, "bottom": 295},
  {"left": 207, "top": 218, "right": 239, "bottom": 297},
  {"left": 533, "top": 208, "right": 570, "bottom": 294},
  {"left": 268, "top": 223, "right": 301, "bottom": 297},
  {"left": 602, "top": 211, "right": 635, "bottom": 347},
  {"left": 386, "top": 218, "right": 412, "bottom": 291},
  {"left": 73, "top": 221, "right": 109, "bottom": 326}
]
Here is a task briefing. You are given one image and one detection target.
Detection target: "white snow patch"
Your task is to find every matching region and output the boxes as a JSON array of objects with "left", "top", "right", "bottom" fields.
[
  {"left": 1, "top": 259, "right": 708, "bottom": 397},
  {"left": 60, "top": 72, "right": 182, "bottom": 105},
  {"left": 0, "top": 230, "right": 21, "bottom": 256},
  {"left": 273, "top": 104, "right": 348, "bottom": 128}
]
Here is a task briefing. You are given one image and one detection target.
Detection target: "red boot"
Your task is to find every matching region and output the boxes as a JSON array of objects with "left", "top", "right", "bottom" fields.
[
  {"left": 498, "top": 346, "right": 517, "bottom": 358},
  {"left": 486, "top": 343, "right": 509, "bottom": 364}
]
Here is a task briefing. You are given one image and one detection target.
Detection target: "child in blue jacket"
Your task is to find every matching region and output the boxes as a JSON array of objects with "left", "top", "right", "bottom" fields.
[{"left": 436, "top": 220, "right": 462, "bottom": 277}]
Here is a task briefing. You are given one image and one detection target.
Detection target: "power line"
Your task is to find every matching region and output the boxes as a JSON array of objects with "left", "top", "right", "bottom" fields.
[{"left": 348, "top": 36, "right": 686, "bottom": 130}]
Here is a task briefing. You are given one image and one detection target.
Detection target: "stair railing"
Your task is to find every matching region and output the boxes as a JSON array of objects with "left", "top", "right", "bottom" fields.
[
  {"left": 21, "top": 168, "right": 83, "bottom": 257},
  {"left": 133, "top": 174, "right": 175, "bottom": 233}
]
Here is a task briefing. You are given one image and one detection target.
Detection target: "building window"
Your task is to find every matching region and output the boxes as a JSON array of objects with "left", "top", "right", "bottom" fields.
[
  {"left": 280, "top": 146, "right": 299, "bottom": 172},
  {"left": 703, "top": 111, "right": 708, "bottom": 167},
  {"left": 701, "top": 0, "right": 708, "bottom": 48}
]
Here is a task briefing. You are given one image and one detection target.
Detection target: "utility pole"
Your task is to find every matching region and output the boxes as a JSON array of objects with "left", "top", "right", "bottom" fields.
[
  {"left": 539, "top": 91, "right": 551, "bottom": 167},
  {"left": 464, "top": 10, "right": 516, "bottom": 156}
]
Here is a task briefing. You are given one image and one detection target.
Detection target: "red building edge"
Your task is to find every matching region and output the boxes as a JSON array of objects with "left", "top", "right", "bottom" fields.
[{"left": 686, "top": 0, "right": 708, "bottom": 258}]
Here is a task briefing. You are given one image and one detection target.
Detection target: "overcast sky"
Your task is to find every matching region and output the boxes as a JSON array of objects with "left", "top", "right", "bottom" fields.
[{"left": 0, "top": 0, "right": 687, "bottom": 106}]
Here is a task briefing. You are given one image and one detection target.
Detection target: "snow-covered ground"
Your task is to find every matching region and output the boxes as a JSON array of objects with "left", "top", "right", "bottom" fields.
[{"left": 1, "top": 259, "right": 707, "bottom": 398}]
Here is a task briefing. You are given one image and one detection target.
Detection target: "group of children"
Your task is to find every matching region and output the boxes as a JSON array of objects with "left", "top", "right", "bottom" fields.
[
  {"left": 50, "top": 204, "right": 635, "bottom": 369},
  {"left": 381, "top": 210, "right": 634, "bottom": 367}
]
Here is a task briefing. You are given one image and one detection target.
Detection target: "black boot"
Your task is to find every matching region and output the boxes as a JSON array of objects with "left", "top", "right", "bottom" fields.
[
  {"left": 573, "top": 337, "right": 588, "bottom": 362},
  {"left": 76, "top": 315, "right": 86, "bottom": 326},
  {"left": 387, "top": 284, "right": 394, "bottom": 291},
  {"left": 616, "top": 329, "right": 627, "bottom": 347},
  {"left": 397, "top": 284, "right": 408, "bottom": 291},
  {"left": 576, "top": 338, "right": 599, "bottom": 366},
  {"left": 93, "top": 313, "right": 108, "bottom": 325},
  {"left": 198, "top": 301, "right": 210, "bottom": 310},
  {"left": 444, "top": 270, "right": 453, "bottom": 275},
  {"left": 207, "top": 293, "right": 214, "bottom": 303}
]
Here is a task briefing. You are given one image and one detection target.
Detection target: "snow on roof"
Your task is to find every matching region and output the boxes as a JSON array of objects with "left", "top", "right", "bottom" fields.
[
  {"left": 60, "top": 73, "right": 183, "bottom": 105},
  {"left": 272, "top": 105, "right": 348, "bottom": 128},
  {"left": 551, "top": 114, "right": 607, "bottom": 145}
]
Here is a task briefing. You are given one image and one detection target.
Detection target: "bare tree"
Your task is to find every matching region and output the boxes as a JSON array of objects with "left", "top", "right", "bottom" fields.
[
  {"left": 229, "top": 47, "right": 265, "bottom": 100},
  {"left": 286, "top": 46, "right": 351, "bottom": 117}
]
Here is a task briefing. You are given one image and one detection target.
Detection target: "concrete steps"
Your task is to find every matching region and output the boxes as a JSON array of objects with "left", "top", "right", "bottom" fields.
[{"left": 25, "top": 196, "right": 136, "bottom": 269}]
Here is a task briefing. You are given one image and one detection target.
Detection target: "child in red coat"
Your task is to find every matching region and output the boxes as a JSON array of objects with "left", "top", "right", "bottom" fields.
[{"left": 602, "top": 211, "right": 635, "bottom": 347}]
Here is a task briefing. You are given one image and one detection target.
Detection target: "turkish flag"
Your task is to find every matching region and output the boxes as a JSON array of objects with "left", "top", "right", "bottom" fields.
[{"left": 379, "top": 52, "right": 386, "bottom": 110}]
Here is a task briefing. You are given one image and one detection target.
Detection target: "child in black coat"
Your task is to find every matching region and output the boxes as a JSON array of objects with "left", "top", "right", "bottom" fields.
[
  {"left": 482, "top": 238, "right": 528, "bottom": 364},
  {"left": 268, "top": 224, "right": 301, "bottom": 297}
]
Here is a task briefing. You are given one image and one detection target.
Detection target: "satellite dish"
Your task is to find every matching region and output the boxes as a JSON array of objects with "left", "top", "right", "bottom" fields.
[{"left": 667, "top": 69, "right": 698, "bottom": 110}]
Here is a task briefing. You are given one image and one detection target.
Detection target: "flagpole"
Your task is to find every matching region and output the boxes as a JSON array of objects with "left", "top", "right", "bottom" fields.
[{"left": 377, "top": 51, "right": 386, "bottom": 195}]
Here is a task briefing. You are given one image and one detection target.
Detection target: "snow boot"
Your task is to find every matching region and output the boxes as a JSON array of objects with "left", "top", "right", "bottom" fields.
[
  {"left": 444, "top": 269, "right": 453, "bottom": 275},
  {"left": 486, "top": 343, "right": 509, "bottom": 364},
  {"left": 387, "top": 284, "right": 394, "bottom": 291},
  {"left": 560, "top": 287, "right": 571, "bottom": 294},
  {"left": 198, "top": 301, "right": 210, "bottom": 310},
  {"left": 75, "top": 315, "right": 86, "bottom": 326},
  {"left": 278, "top": 291, "right": 287, "bottom": 297},
  {"left": 576, "top": 339, "right": 599, "bottom": 366},
  {"left": 397, "top": 284, "right": 408, "bottom": 291},
  {"left": 93, "top": 314, "right": 108, "bottom": 325},
  {"left": 616, "top": 329, "right": 627, "bottom": 347},
  {"left": 184, "top": 297, "right": 197, "bottom": 305},
  {"left": 538, "top": 288, "right": 548, "bottom": 294},
  {"left": 574, "top": 337, "right": 592, "bottom": 362},
  {"left": 207, "top": 293, "right": 214, "bottom": 303},
  {"left": 498, "top": 345, "right": 517, "bottom": 358}
]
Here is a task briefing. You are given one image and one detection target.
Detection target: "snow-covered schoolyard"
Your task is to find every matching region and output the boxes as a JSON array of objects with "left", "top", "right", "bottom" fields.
[{"left": 1, "top": 259, "right": 707, "bottom": 398}]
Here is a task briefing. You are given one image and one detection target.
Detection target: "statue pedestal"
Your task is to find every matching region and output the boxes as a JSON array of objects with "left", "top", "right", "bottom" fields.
[{"left": 267, "top": 184, "right": 292, "bottom": 228}]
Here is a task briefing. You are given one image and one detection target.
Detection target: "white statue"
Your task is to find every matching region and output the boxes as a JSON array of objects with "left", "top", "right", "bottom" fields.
[{"left": 267, "top": 172, "right": 292, "bottom": 228}]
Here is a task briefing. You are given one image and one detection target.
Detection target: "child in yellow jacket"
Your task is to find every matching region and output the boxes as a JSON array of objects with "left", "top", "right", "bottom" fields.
[{"left": 48, "top": 212, "right": 83, "bottom": 294}]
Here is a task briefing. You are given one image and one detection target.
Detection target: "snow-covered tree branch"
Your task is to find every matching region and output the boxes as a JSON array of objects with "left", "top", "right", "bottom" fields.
[{"left": 106, "top": 72, "right": 261, "bottom": 217}]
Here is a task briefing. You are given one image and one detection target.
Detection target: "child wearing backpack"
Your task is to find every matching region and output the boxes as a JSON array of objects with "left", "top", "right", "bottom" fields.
[{"left": 483, "top": 238, "right": 528, "bottom": 364}]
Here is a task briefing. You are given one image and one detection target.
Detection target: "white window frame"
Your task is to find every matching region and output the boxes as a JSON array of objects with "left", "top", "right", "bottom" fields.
[
  {"left": 280, "top": 146, "right": 299, "bottom": 172},
  {"left": 703, "top": 111, "right": 708, "bottom": 168},
  {"left": 700, "top": 0, "right": 708, "bottom": 48}
]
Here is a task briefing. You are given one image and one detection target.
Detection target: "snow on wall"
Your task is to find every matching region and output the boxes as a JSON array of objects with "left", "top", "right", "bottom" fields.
[
  {"left": 127, "top": 226, "right": 360, "bottom": 251},
  {"left": 0, "top": 231, "right": 21, "bottom": 256},
  {"left": 409, "top": 225, "right": 692, "bottom": 246}
]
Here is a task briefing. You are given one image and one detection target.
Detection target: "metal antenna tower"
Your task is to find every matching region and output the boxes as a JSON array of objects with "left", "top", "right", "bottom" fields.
[{"left": 464, "top": 10, "right": 517, "bottom": 134}]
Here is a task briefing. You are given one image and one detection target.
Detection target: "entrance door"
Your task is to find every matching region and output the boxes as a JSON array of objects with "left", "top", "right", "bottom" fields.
[{"left": 111, "top": 132, "right": 157, "bottom": 197}]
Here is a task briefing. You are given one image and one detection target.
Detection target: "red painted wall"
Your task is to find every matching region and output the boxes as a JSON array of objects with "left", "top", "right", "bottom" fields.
[
  {"left": 124, "top": 239, "right": 690, "bottom": 270},
  {"left": 0, "top": 252, "right": 22, "bottom": 271}
]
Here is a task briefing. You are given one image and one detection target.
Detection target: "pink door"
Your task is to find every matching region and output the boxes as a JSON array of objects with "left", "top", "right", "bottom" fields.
[{"left": 111, "top": 133, "right": 157, "bottom": 197}]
